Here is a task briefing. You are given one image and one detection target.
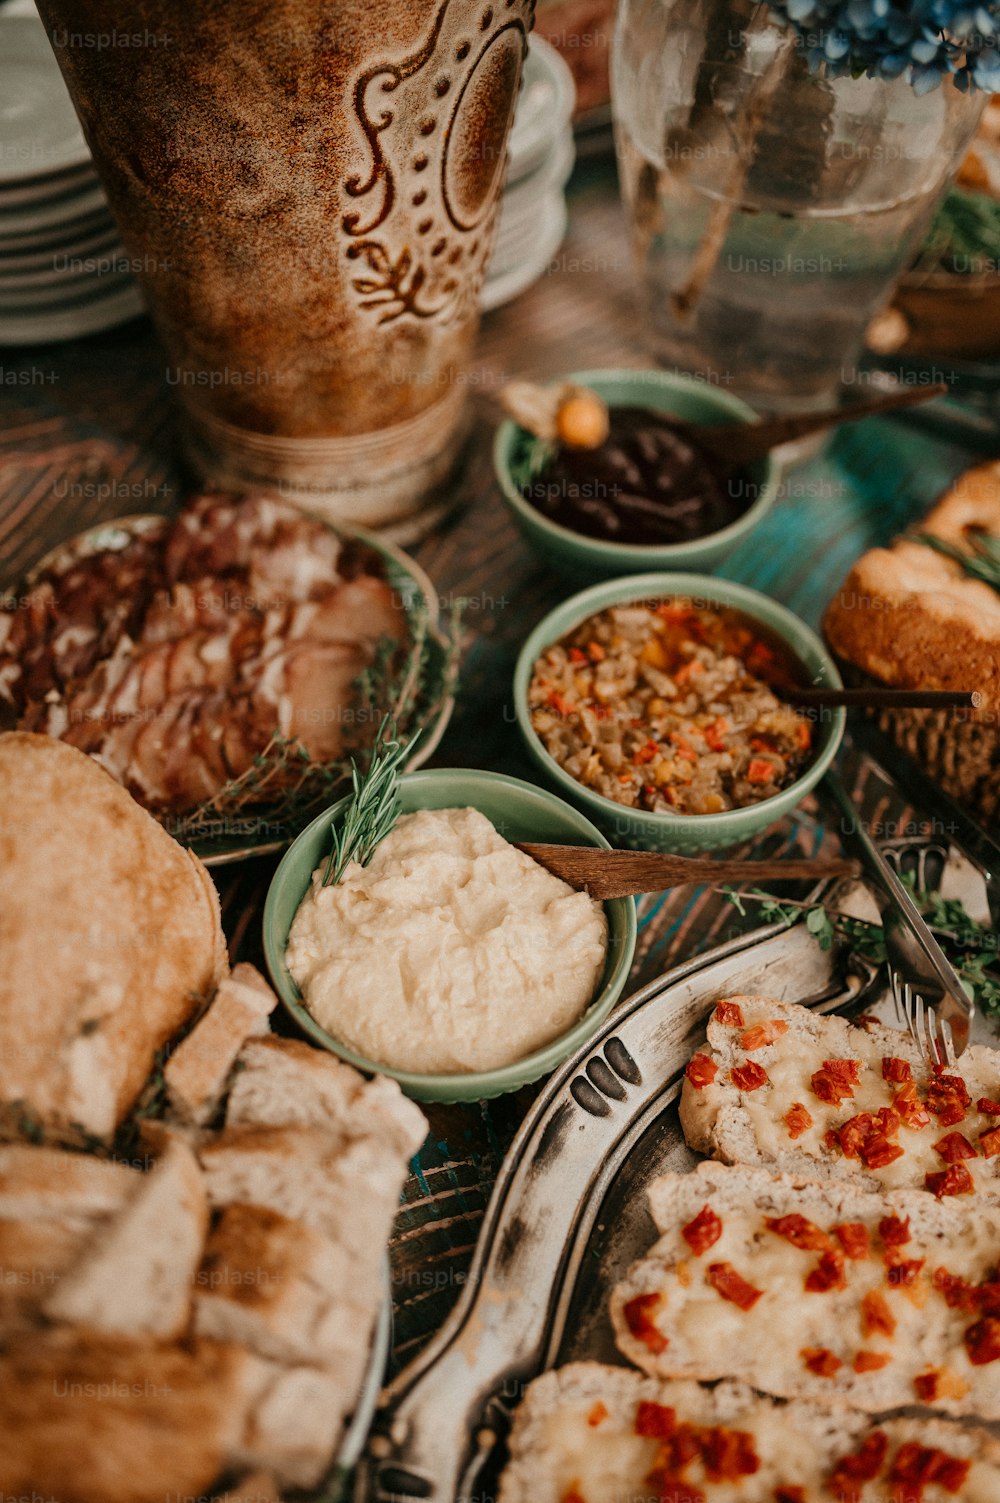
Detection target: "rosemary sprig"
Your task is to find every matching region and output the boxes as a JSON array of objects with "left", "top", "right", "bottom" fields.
[
  {"left": 321, "top": 715, "right": 416, "bottom": 887},
  {"left": 723, "top": 882, "right": 1000, "bottom": 1017},
  {"left": 910, "top": 529, "right": 1000, "bottom": 595}
]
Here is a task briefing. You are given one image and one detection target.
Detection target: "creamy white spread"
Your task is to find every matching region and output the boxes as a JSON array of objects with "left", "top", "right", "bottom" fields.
[{"left": 286, "top": 807, "right": 608, "bottom": 1073}]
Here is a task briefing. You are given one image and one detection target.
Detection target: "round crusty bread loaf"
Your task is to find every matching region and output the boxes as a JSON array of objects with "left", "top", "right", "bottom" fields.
[{"left": 0, "top": 732, "right": 227, "bottom": 1138}]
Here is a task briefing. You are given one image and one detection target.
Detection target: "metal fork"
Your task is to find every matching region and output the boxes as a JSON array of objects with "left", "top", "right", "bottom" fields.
[{"left": 823, "top": 772, "right": 975, "bottom": 1067}]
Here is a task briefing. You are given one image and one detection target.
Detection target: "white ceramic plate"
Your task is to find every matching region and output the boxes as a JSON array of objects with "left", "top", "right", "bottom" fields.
[
  {"left": 482, "top": 194, "right": 568, "bottom": 309},
  {"left": 0, "top": 278, "right": 145, "bottom": 344},
  {"left": 0, "top": 176, "right": 107, "bottom": 236},
  {"left": 507, "top": 36, "right": 576, "bottom": 186},
  {"left": 0, "top": 2, "right": 91, "bottom": 183}
]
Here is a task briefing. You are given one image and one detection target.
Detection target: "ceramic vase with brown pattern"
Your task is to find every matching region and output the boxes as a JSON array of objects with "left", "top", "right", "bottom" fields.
[{"left": 36, "top": 0, "right": 532, "bottom": 534}]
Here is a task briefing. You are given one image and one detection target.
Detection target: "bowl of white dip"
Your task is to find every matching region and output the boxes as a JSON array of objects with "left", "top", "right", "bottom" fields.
[{"left": 263, "top": 768, "right": 637, "bottom": 1102}]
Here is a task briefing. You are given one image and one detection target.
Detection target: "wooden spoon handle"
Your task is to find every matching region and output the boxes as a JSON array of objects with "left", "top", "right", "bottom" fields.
[{"left": 517, "top": 844, "right": 859, "bottom": 899}]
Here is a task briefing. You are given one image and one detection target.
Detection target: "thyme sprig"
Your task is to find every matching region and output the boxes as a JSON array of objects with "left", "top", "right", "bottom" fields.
[
  {"left": 321, "top": 715, "right": 415, "bottom": 887},
  {"left": 723, "top": 880, "right": 1000, "bottom": 1018}
]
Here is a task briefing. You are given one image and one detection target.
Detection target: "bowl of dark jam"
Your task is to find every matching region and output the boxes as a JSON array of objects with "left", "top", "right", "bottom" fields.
[{"left": 494, "top": 369, "right": 781, "bottom": 578}]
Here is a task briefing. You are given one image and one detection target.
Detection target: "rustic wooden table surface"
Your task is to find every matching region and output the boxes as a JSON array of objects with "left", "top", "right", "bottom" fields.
[{"left": 0, "top": 149, "right": 981, "bottom": 1372}]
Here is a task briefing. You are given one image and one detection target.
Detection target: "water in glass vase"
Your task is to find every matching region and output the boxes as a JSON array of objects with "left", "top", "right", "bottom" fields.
[{"left": 612, "top": 0, "right": 985, "bottom": 414}]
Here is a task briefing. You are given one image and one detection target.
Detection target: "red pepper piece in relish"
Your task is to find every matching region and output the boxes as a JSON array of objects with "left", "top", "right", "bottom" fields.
[
  {"left": 634, "top": 1400, "right": 676, "bottom": 1438},
  {"left": 730, "top": 1062, "right": 768, "bottom": 1092},
  {"left": 933, "top": 1268, "right": 979, "bottom": 1311},
  {"left": 925, "top": 1163, "right": 975, "bottom": 1198},
  {"left": 965, "top": 1316, "right": 1000, "bottom": 1365},
  {"left": 685, "top": 1054, "right": 717, "bottom": 1089},
  {"left": 746, "top": 758, "right": 775, "bottom": 784},
  {"left": 833, "top": 1222, "right": 871, "bottom": 1260},
  {"left": 713, "top": 999, "right": 745, "bottom": 1027},
  {"left": 701, "top": 1427, "right": 760, "bottom": 1481},
  {"left": 886, "top": 1256, "right": 925, "bottom": 1288},
  {"left": 811, "top": 1058, "right": 862, "bottom": 1104},
  {"left": 862, "top": 1289, "right": 896, "bottom": 1339},
  {"left": 933, "top": 1131, "right": 977, "bottom": 1163},
  {"left": 681, "top": 1204, "right": 723, "bottom": 1256},
  {"left": 882, "top": 1056, "right": 913, "bottom": 1083},
  {"left": 801, "top": 1346, "right": 842, "bottom": 1377},
  {"left": 863, "top": 1135, "right": 905, "bottom": 1170},
  {"left": 830, "top": 1431, "right": 890, "bottom": 1495},
  {"left": 740, "top": 1019, "right": 789, "bottom": 1052},
  {"left": 706, "top": 1261, "right": 763, "bottom": 1310},
  {"left": 806, "top": 1249, "right": 847, "bottom": 1293},
  {"left": 926, "top": 1074, "right": 971, "bottom": 1127},
  {"left": 978, "top": 1097, "right": 1000, "bottom": 1116},
  {"left": 764, "top": 1214, "right": 833, "bottom": 1252},
  {"left": 981, "top": 1125, "right": 1000, "bottom": 1158},
  {"left": 893, "top": 1081, "right": 931, "bottom": 1129},
  {"left": 587, "top": 1400, "right": 608, "bottom": 1427},
  {"left": 623, "top": 1293, "right": 668, "bottom": 1354},
  {"left": 784, "top": 1102, "right": 813, "bottom": 1139}
]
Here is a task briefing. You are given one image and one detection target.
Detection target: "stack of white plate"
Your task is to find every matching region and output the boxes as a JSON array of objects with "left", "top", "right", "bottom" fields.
[
  {"left": 0, "top": 0, "right": 143, "bottom": 346},
  {"left": 482, "top": 36, "right": 576, "bottom": 313}
]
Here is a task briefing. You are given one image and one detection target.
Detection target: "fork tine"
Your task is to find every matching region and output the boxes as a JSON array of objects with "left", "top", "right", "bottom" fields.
[
  {"left": 939, "top": 1017, "right": 957, "bottom": 1069},
  {"left": 890, "top": 971, "right": 908, "bottom": 1031}
]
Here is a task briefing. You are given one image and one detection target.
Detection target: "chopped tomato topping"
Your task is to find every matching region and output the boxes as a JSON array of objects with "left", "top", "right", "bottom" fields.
[
  {"left": 913, "top": 1370, "right": 942, "bottom": 1403},
  {"left": 586, "top": 640, "right": 605, "bottom": 662},
  {"left": 674, "top": 658, "right": 704, "bottom": 685},
  {"left": 837, "top": 1114, "right": 904, "bottom": 1169},
  {"left": 546, "top": 690, "right": 576, "bottom": 717},
  {"left": 623, "top": 1293, "right": 668, "bottom": 1354},
  {"left": 795, "top": 720, "right": 812, "bottom": 751},
  {"left": 892, "top": 1081, "right": 931, "bottom": 1129},
  {"left": 806, "top": 1249, "right": 847, "bottom": 1293},
  {"left": 933, "top": 1268, "right": 979, "bottom": 1311},
  {"left": 587, "top": 1400, "right": 608, "bottom": 1428},
  {"left": 829, "top": 1431, "right": 890, "bottom": 1502},
  {"left": 681, "top": 1205, "right": 723, "bottom": 1257},
  {"left": 634, "top": 739, "right": 659, "bottom": 764},
  {"left": 925, "top": 1163, "right": 975, "bottom": 1198},
  {"left": 886, "top": 1256, "right": 925, "bottom": 1288},
  {"left": 854, "top": 1350, "right": 891, "bottom": 1373},
  {"left": 707, "top": 1261, "right": 763, "bottom": 1310},
  {"left": 634, "top": 1400, "right": 676, "bottom": 1438},
  {"left": 981, "top": 1125, "right": 1000, "bottom": 1158},
  {"left": 879, "top": 1215, "right": 911, "bottom": 1246},
  {"left": 933, "top": 1131, "right": 977, "bottom": 1163},
  {"left": 730, "top": 1062, "right": 769, "bottom": 1092},
  {"left": 714, "top": 999, "right": 745, "bottom": 1027},
  {"left": 978, "top": 1282, "right": 1000, "bottom": 1316},
  {"left": 978, "top": 1097, "right": 1000, "bottom": 1116},
  {"left": 862, "top": 1289, "right": 897, "bottom": 1339},
  {"left": 568, "top": 647, "right": 589, "bottom": 665},
  {"left": 746, "top": 758, "right": 775, "bottom": 784},
  {"left": 888, "top": 1442, "right": 971, "bottom": 1496},
  {"left": 784, "top": 1102, "right": 813, "bottom": 1139},
  {"left": 926, "top": 1074, "right": 971, "bottom": 1127},
  {"left": 740, "top": 1019, "right": 789, "bottom": 1052},
  {"left": 833, "top": 1223, "right": 871, "bottom": 1260},
  {"left": 801, "top": 1346, "right": 841, "bottom": 1377},
  {"left": 882, "top": 1056, "right": 913, "bottom": 1083},
  {"left": 764, "top": 1214, "right": 833, "bottom": 1252},
  {"left": 811, "top": 1058, "right": 862, "bottom": 1104},
  {"left": 669, "top": 732, "right": 697, "bottom": 762},
  {"left": 701, "top": 1427, "right": 760, "bottom": 1481},
  {"left": 863, "top": 1135, "right": 905, "bottom": 1170},
  {"left": 966, "top": 1317, "right": 1000, "bottom": 1365},
  {"left": 685, "top": 1054, "right": 718, "bottom": 1089}
]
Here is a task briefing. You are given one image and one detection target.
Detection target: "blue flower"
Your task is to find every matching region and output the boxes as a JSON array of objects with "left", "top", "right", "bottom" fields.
[{"left": 767, "top": 0, "right": 1000, "bottom": 87}]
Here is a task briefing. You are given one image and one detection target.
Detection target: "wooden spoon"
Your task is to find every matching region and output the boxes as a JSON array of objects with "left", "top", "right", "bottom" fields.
[{"left": 517, "top": 844, "right": 859, "bottom": 901}]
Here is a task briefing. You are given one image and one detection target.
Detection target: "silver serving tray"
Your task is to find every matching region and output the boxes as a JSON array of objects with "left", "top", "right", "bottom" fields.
[{"left": 355, "top": 838, "right": 996, "bottom": 1502}]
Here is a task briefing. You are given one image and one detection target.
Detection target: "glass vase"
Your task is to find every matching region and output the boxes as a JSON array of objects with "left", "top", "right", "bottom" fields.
[{"left": 612, "top": 0, "right": 986, "bottom": 412}]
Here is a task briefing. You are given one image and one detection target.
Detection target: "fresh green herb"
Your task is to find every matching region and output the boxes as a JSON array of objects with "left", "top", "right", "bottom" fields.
[
  {"left": 723, "top": 883, "right": 999, "bottom": 1015},
  {"left": 322, "top": 715, "right": 415, "bottom": 887},
  {"left": 911, "top": 528, "right": 1000, "bottom": 595}
]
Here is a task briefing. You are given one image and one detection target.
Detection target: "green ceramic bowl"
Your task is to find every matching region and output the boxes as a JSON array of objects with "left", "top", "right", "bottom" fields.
[
  {"left": 263, "top": 768, "right": 637, "bottom": 1103},
  {"left": 513, "top": 574, "right": 845, "bottom": 852},
  {"left": 494, "top": 368, "right": 781, "bottom": 579}
]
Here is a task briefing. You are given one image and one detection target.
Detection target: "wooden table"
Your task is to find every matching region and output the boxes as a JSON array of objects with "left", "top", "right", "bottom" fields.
[{"left": 0, "top": 149, "right": 974, "bottom": 1371}]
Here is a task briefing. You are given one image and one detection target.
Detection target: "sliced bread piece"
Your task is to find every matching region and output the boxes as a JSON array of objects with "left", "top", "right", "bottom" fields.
[
  {"left": 499, "top": 1360, "right": 1000, "bottom": 1503},
  {"left": 194, "top": 1201, "right": 366, "bottom": 1383},
  {"left": 0, "top": 1216, "right": 94, "bottom": 1323},
  {"left": 43, "top": 1129, "right": 208, "bottom": 1338},
  {"left": 230, "top": 1362, "right": 349, "bottom": 1491},
  {"left": 0, "top": 1143, "right": 140, "bottom": 1220},
  {"left": 165, "top": 963, "right": 277, "bottom": 1126},
  {"left": 610, "top": 1160, "right": 1000, "bottom": 1418},
  {"left": 225, "top": 1034, "right": 426, "bottom": 1160},
  {"left": 680, "top": 994, "right": 1000, "bottom": 1193},
  {"left": 0, "top": 1331, "right": 262, "bottom": 1503}
]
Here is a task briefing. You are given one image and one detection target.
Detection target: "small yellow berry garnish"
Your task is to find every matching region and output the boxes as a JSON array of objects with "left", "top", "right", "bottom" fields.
[{"left": 556, "top": 390, "right": 610, "bottom": 450}]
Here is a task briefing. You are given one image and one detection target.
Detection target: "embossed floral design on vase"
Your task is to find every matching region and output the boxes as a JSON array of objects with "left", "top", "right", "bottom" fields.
[{"left": 36, "top": 0, "right": 532, "bottom": 533}]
